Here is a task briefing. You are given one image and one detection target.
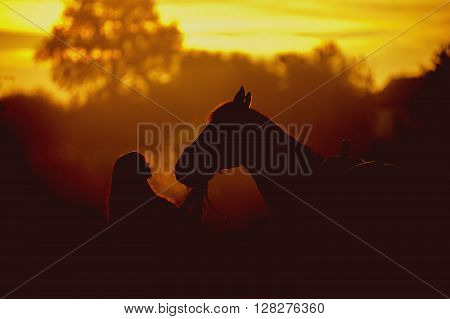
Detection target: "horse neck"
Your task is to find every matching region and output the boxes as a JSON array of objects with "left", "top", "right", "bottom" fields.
[{"left": 241, "top": 115, "right": 315, "bottom": 215}]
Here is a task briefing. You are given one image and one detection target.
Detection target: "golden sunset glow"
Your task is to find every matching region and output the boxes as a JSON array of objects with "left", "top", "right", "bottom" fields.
[{"left": 0, "top": 0, "right": 449, "bottom": 96}]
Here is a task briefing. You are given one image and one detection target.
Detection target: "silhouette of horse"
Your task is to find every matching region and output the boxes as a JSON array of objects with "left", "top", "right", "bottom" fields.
[
  {"left": 173, "top": 87, "right": 444, "bottom": 297},
  {"left": 174, "top": 87, "right": 399, "bottom": 221},
  {"left": 175, "top": 87, "right": 327, "bottom": 220}
]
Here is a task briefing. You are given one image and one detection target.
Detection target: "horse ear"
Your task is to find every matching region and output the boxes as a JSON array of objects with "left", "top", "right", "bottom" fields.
[
  {"left": 244, "top": 92, "right": 252, "bottom": 109},
  {"left": 233, "top": 86, "right": 245, "bottom": 104}
]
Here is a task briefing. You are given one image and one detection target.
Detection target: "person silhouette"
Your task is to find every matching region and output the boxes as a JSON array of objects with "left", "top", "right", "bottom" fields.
[
  {"left": 109, "top": 151, "right": 173, "bottom": 222},
  {"left": 106, "top": 151, "right": 208, "bottom": 263},
  {"left": 26, "top": 152, "right": 207, "bottom": 297},
  {"left": 75, "top": 151, "right": 206, "bottom": 296},
  {"left": 109, "top": 151, "right": 206, "bottom": 224}
]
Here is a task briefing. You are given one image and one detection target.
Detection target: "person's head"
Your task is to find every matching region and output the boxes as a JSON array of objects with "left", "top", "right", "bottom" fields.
[{"left": 108, "top": 152, "right": 152, "bottom": 222}]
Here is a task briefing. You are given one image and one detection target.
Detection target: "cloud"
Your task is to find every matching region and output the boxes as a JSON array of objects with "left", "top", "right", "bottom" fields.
[
  {"left": 329, "top": 0, "right": 442, "bottom": 12},
  {"left": 293, "top": 29, "right": 394, "bottom": 38},
  {"left": 189, "top": 29, "right": 393, "bottom": 38},
  {"left": 249, "top": 0, "right": 448, "bottom": 22}
]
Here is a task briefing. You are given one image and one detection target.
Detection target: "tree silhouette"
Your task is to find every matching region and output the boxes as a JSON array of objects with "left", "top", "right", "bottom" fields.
[{"left": 35, "top": 0, "right": 183, "bottom": 97}]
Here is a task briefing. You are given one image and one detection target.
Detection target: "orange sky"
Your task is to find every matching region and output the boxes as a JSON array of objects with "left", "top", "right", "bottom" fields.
[{"left": 0, "top": 0, "right": 449, "bottom": 98}]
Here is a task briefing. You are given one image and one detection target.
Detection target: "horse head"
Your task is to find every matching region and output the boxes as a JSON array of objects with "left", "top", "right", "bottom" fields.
[{"left": 175, "top": 87, "right": 253, "bottom": 187}]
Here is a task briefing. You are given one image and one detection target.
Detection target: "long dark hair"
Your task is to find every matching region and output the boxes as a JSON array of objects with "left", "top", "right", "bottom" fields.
[{"left": 108, "top": 152, "right": 152, "bottom": 223}]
